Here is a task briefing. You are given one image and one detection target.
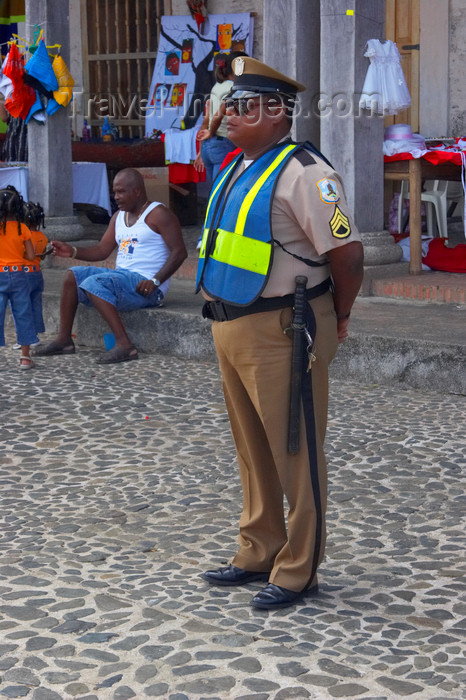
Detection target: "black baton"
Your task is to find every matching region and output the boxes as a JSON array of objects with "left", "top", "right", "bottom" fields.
[{"left": 288, "top": 275, "right": 308, "bottom": 455}]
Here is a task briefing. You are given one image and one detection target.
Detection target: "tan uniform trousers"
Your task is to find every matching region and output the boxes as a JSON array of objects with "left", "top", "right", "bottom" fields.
[{"left": 212, "top": 290, "right": 339, "bottom": 592}]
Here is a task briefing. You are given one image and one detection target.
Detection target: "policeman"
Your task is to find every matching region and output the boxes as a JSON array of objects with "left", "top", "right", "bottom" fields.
[{"left": 197, "top": 57, "right": 364, "bottom": 609}]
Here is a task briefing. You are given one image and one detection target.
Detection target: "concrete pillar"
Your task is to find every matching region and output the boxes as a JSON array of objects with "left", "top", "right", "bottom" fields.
[
  {"left": 26, "top": 0, "right": 73, "bottom": 219},
  {"left": 320, "top": 0, "right": 402, "bottom": 275},
  {"left": 263, "top": 0, "right": 320, "bottom": 145}
]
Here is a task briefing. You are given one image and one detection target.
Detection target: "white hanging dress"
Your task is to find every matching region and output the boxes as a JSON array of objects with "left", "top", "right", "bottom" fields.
[{"left": 360, "top": 39, "right": 411, "bottom": 115}]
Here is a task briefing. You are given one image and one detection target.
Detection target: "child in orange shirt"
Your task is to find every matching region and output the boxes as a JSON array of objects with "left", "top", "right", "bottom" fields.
[
  {"left": 0, "top": 186, "right": 38, "bottom": 369},
  {"left": 11, "top": 201, "right": 49, "bottom": 349}
]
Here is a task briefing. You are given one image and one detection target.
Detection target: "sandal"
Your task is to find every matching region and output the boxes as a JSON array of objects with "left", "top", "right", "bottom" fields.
[
  {"left": 20, "top": 356, "right": 35, "bottom": 370},
  {"left": 34, "top": 340, "right": 75, "bottom": 356},
  {"left": 96, "top": 345, "right": 138, "bottom": 365}
]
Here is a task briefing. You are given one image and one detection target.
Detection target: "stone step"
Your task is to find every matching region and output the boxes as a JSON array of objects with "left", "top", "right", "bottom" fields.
[
  {"left": 38, "top": 269, "right": 466, "bottom": 395},
  {"left": 46, "top": 242, "right": 466, "bottom": 306},
  {"left": 370, "top": 271, "right": 466, "bottom": 304}
]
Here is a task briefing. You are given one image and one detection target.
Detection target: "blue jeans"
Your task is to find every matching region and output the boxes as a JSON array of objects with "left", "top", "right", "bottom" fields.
[
  {"left": 72, "top": 266, "right": 164, "bottom": 311},
  {"left": 0, "top": 271, "right": 39, "bottom": 346},
  {"left": 27, "top": 270, "right": 45, "bottom": 333},
  {"left": 10, "top": 270, "right": 45, "bottom": 336},
  {"left": 201, "top": 136, "right": 236, "bottom": 184}
]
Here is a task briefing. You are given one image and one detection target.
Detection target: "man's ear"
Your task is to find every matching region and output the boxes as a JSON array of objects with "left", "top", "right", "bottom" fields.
[
  {"left": 269, "top": 104, "right": 288, "bottom": 124},
  {"left": 265, "top": 96, "right": 288, "bottom": 122}
]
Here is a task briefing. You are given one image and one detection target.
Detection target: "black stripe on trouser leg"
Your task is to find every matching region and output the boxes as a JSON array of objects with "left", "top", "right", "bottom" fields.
[{"left": 300, "top": 305, "right": 322, "bottom": 589}]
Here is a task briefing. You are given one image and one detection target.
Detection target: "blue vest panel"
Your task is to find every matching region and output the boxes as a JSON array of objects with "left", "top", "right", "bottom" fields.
[{"left": 196, "top": 143, "right": 301, "bottom": 306}]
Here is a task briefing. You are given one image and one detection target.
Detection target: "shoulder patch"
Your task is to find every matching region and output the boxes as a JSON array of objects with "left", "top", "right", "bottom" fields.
[
  {"left": 330, "top": 206, "right": 351, "bottom": 239},
  {"left": 317, "top": 178, "right": 340, "bottom": 203},
  {"left": 293, "top": 150, "right": 316, "bottom": 167}
]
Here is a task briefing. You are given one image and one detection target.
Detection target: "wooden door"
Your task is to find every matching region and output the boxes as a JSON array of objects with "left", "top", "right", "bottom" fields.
[
  {"left": 385, "top": 0, "right": 420, "bottom": 131},
  {"left": 81, "top": 0, "right": 163, "bottom": 139}
]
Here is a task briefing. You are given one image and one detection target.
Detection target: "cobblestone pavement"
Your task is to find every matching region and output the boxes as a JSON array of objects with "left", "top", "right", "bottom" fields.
[{"left": 0, "top": 337, "right": 465, "bottom": 700}]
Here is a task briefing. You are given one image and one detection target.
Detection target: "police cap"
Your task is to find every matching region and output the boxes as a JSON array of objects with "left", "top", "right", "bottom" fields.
[{"left": 229, "top": 56, "right": 306, "bottom": 99}]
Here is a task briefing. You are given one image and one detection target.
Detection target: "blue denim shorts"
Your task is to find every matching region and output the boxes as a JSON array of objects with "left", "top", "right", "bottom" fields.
[
  {"left": 0, "top": 270, "right": 39, "bottom": 346},
  {"left": 71, "top": 266, "right": 164, "bottom": 311}
]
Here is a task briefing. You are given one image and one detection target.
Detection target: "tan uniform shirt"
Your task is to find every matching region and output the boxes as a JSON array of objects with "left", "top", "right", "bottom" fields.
[{"left": 232, "top": 148, "right": 360, "bottom": 298}]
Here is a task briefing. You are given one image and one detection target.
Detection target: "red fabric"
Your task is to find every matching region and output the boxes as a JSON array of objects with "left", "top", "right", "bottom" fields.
[
  {"left": 168, "top": 162, "right": 205, "bottom": 184},
  {"left": 391, "top": 232, "right": 409, "bottom": 243},
  {"left": 220, "top": 147, "right": 242, "bottom": 170},
  {"left": 160, "top": 132, "right": 206, "bottom": 184},
  {"left": 3, "top": 44, "right": 23, "bottom": 81},
  {"left": 186, "top": 0, "right": 207, "bottom": 29},
  {"left": 5, "top": 80, "right": 35, "bottom": 119},
  {"left": 384, "top": 152, "right": 413, "bottom": 162},
  {"left": 422, "top": 150, "right": 463, "bottom": 166},
  {"left": 3, "top": 44, "right": 35, "bottom": 120},
  {"left": 423, "top": 238, "right": 466, "bottom": 273},
  {"left": 384, "top": 150, "right": 464, "bottom": 165}
]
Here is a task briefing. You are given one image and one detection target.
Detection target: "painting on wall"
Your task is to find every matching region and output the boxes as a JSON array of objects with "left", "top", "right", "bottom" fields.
[{"left": 145, "top": 13, "right": 254, "bottom": 136}]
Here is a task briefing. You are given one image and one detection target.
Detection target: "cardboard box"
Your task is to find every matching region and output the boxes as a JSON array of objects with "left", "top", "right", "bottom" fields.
[{"left": 135, "top": 167, "right": 170, "bottom": 209}]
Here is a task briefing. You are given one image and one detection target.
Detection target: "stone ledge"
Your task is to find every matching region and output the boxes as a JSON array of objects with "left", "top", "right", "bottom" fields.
[{"left": 39, "top": 279, "right": 465, "bottom": 395}]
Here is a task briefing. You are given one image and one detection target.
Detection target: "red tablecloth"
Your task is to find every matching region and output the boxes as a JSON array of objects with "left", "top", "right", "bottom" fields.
[{"left": 384, "top": 150, "right": 464, "bottom": 166}]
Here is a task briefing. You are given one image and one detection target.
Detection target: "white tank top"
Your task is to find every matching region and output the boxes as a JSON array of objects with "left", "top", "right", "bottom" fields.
[{"left": 115, "top": 202, "right": 170, "bottom": 295}]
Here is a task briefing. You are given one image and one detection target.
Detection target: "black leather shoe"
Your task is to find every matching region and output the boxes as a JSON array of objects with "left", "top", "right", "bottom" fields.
[
  {"left": 250, "top": 582, "right": 319, "bottom": 609},
  {"left": 201, "top": 564, "right": 269, "bottom": 586}
]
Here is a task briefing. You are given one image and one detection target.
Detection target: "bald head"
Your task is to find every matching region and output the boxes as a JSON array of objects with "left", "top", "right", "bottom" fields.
[
  {"left": 114, "top": 168, "right": 146, "bottom": 192},
  {"left": 112, "top": 168, "right": 149, "bottom": 214}
]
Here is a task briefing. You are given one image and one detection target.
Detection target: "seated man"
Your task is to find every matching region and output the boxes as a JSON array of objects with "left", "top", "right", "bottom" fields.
[{"left": 35, "top": 168, "right": 187, "bottom": 364}]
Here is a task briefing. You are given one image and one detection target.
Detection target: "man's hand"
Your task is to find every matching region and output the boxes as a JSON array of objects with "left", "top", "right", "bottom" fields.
[
  {"left": 136, "top": 279, "right": 157, "bottom": 297},
  {"left": 194, "top": 151, "right": 205, "bottom": 173},
  {"left": 336, "top": 317, "right": 351, "bottom": 343},
  {"left": 196, "top": 128, "right": 211, "bottom": 141},
  {"left": 327, "top": 241, "right": 364, "bottom": 344},
  {"left": 52, "top": 240, "right": 74, "bottom": 257}
]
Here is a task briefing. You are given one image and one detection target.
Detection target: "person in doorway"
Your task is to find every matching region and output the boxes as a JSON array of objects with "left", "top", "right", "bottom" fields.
[
  {"left": 197, "top": 57, "right": 364, "bottom": 609},
  {"left": 35, "top": 168, "right": 187, "bottom": 364},
  {"left": 194, "top": 51, "right": 247, "bottom": 249},
  {"left": 194, "top": 51, "right": 247, "bottom": 184}
]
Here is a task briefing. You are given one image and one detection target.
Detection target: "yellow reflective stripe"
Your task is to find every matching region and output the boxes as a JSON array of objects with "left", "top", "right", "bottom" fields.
[
  {"left": 199, "top": 227, "right": 209, "bottom": 258},
  {"left": 211, "top": 228, "right": 271, "bottom": 275},
  {"left": 204, "top": 160, "right": 238, "bottom": 223},
  {"left": 235, "top": 145, "right": 296, "bottom": 236}
]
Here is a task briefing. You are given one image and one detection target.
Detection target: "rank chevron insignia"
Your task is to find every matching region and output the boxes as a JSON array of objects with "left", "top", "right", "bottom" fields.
[{"left": 329, "top": 206, "right": 351, "bottom": 238}]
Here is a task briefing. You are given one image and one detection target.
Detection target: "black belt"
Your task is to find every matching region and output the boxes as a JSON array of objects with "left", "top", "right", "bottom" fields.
[{"left": 202, "top": 278, "right": 331, "bottom": 322}]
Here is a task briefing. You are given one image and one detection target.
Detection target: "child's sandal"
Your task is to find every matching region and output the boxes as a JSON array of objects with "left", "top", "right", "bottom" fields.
[{"left": 20, "top": 356, "right": 35, "bottom": 370}]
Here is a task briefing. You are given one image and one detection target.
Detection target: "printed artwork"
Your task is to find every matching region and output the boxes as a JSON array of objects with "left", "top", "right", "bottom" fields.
[
  {"left": 217, "top": 23, "right": 232, "bottom": 51},
  {"left": 150, "top": 83, "right": 171, "bottom": 108},
  {"left": 182, "top": 39, "right": 193, "bottom": 63},
  {"left": 145, "top": 13, "right": 254, "bottom": 136},
  {"left": 165, "top": 51, "right": 181, "bottom": 76},
  {"left": 170, "top": 83, "right": 187, "bottom": 107},
  {"left": 119, "top": 237, "right": 139, "bottom": 255}
]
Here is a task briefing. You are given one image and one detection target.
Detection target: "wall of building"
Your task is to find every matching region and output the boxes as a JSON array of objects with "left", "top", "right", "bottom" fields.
[
  {"left": 166, "top": 0, "right": 263, "bottom": 60},
  {"left": 419, "top": 0, "right": 449, "bottom": 137},
  {"left": 69, "top": 0, "right": 85, "bottom": 137},
  {"left": 449, "top": 0, "right": 466, "bottom": 136}
]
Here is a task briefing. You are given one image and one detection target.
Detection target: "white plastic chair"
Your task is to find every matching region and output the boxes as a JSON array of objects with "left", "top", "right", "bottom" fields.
[
  {"left": 443, "top": 180, "right": 465, "bottom": 218},
  {"left": 397, "top": 179, "right": 463, "bottom": 238}
]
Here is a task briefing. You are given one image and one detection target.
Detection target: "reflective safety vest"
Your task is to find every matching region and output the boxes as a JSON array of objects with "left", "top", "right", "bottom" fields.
[{"left": 196, "top": 142, "right": 302, "bottom": 306}]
